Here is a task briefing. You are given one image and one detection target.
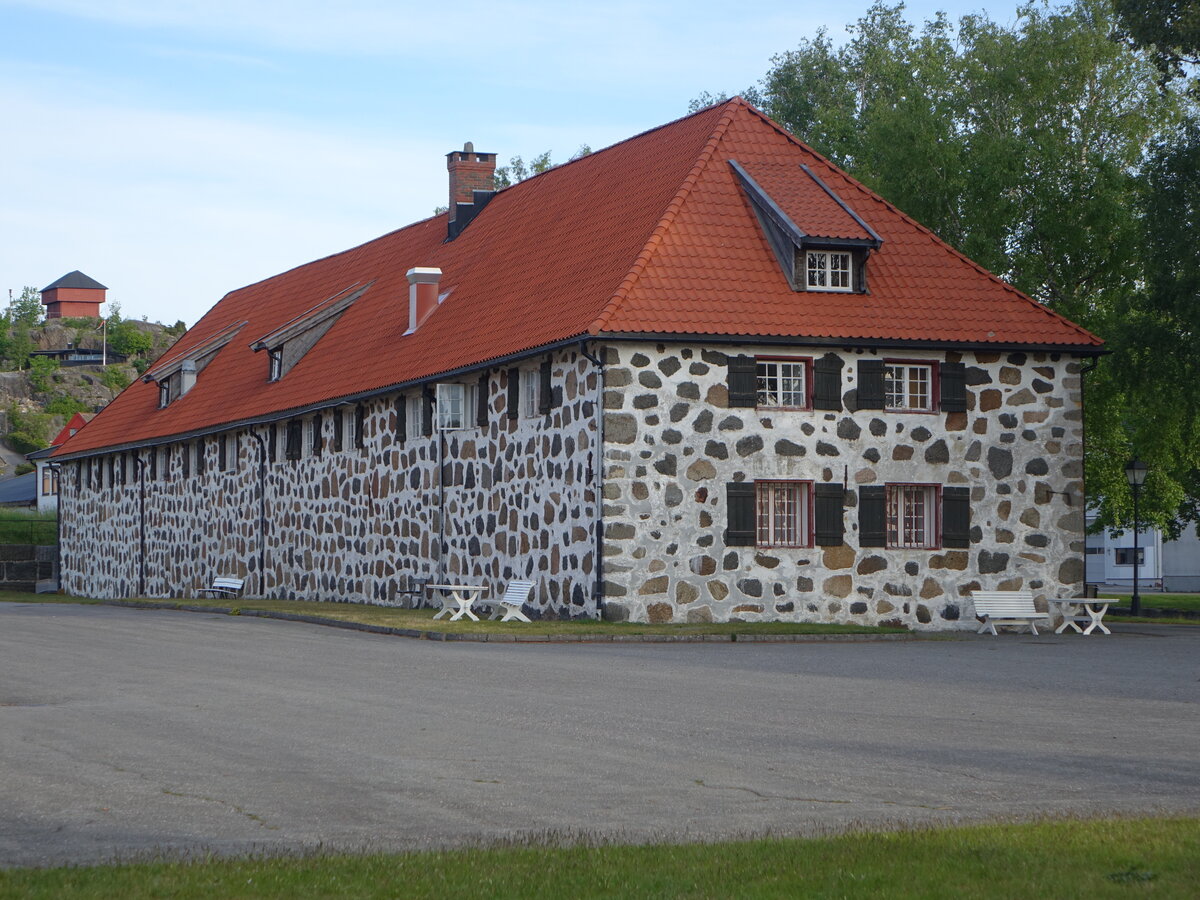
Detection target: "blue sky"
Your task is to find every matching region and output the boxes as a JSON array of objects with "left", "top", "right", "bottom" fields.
[{"left": 2, "top": 0, "right": 1016, "bottom": 326}]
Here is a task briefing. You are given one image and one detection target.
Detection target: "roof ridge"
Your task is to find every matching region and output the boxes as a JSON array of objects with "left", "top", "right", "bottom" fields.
[
  {"left": 590, "top": 98, "right": 746, "bottom": 333},
  {"left": 732, "top": 102, "right": 1101, "bottom": 346}
]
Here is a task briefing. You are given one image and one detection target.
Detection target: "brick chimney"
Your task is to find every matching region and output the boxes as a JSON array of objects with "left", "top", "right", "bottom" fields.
[
  {"left": 446, "top": 142, "right": 496, "bottom": 240},
  {"left": 406, "top": 267, "right": 442, "bottom": 333}
]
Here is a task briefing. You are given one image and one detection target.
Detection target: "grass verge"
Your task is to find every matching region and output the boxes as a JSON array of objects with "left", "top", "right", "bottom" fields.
[
  {"left": 1100, "top": 593, "right": 1200, "bottom": 613},
  {"left": 1, "top": 817, "right": 1195, "bottom": 899},
  {"left": 0, "top": 592, "right": 907, "bottom": 637},
  {"left": 0, "top": 510, "right": 56, "bottom": 545}
]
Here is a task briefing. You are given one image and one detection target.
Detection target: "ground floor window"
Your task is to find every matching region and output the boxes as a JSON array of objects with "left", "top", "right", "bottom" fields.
[
  {"left": 41, "top": 466, "right": 58, "bottom": 496},
  {"left": 886, "top": 484, "right": 938, "bottom": 549},
  {"left": 1114, "top": 547, "right": 1145, "bottom": 566},
  {"left": 755, "top": 480, "right": 811, "bottom": 547}
]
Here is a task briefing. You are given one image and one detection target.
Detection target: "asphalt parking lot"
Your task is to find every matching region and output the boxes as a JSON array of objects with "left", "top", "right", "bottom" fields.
[{"left": 1, "top": 602, "right": 1197, "bottom": 867}]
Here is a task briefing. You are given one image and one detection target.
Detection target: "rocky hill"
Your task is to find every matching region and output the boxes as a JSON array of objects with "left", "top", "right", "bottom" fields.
[{"left": 0, "top": 317, "right": 182, "bottom": 476}]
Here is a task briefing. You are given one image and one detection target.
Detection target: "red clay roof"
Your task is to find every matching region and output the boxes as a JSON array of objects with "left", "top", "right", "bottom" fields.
[{"left": 57, "top": 98, "right": 1102, "bottom": 457}]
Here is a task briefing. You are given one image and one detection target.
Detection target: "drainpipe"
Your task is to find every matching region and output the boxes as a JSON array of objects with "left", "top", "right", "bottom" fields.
[
  {"left": 438, "top": 417, "right": 446, "bottom": 583},
  {"left": 249, "top": 430, "right": 269, "bottom": 596},
  {"left": 133, "top": 455, "right": 146, "bottom": 596},
  {"left": 578, "top": 340, "right": 605, "bottom": 619},
  {"left": 1079, "top": 357, "right": 1099, "bottom": 597},
  {"left": 48, "top": 462, "right": 62, "bottom": 591}
]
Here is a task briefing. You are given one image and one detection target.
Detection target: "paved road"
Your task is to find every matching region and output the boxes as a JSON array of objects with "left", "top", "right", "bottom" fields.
[{"left": 1, "top": 603, "right": 1197, "bottom": 867}]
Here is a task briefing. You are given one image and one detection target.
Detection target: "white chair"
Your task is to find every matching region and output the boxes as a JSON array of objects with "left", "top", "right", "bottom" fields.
[{"left": 487, "top": 579, "right": 534, "bottom": 622}]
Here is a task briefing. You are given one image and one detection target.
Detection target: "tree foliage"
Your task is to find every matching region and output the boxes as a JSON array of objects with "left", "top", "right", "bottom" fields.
[
  {"left": 8, "top": 286, "right": 42, "bottom": 327},
  {"left": 1113, "top": 0, "right": 1200, "bottom": 81},
  {"left": 701, "top": 0, "right": 1199, "bottom": 534},
  {"left": 5, "top": 403, "right": 51, "bottom": 454},
  {"left": 493, "top": 145, "right": 592, "bottom": 189}
]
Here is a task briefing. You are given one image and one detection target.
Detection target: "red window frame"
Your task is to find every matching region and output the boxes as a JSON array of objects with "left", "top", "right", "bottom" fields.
[
  {"left": 885, "top": 483, "right": 942, "bottom": 550},
  {"left": 755, "top": 356, "right": 814, "bottom": 410},
  {"left": 755, "top": 480, "right": 814, "bottom": 548},
  {"left": 882, "top": 359, "right": 940, "bottom": 412}
]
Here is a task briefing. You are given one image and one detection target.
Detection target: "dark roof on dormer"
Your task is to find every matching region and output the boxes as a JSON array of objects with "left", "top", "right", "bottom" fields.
[{"left": 42, "top": 271, "right": 107, "bottom": 292}]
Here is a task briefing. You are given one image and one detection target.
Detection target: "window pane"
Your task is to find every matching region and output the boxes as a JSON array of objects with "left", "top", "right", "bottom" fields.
[
  {"left": 807, "top": 252, "right": 827, "bottom": 287},
  {"left": 830, "top": 252, "right": 851, "bottom": 288},
  {"left": 756, "top": 481, "right": 808, "bottom": 547}
]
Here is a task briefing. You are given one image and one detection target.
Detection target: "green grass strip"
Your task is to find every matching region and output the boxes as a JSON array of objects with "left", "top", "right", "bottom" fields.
[
  {"left": 0, "top": 593, "right": 906, "bottom": 636},
  {"left": 1, "top": 817, "right": 1195, "bottom": 899}
]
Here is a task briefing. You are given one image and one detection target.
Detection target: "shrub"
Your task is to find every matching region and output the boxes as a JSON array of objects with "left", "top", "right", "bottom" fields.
[
  {"left": 101, "top": 364, "right": 132, "bottom": 392},
  {"left": 5, "top": 403, "right": 51, "bottom": 454},
  {"left": 45, "top": 394, "right": 89, "bottom": 416},
  {"left": 14, "top": 462, "right": 34, "bottom": 476},
  {"left": 28, "top": 355, "right": 59, "bottom": 393}
]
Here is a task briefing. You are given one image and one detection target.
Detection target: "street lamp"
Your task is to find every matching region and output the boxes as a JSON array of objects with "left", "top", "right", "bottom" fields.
[{"left": 1124, "top": 458, "right": 1148, "bottom": 616}]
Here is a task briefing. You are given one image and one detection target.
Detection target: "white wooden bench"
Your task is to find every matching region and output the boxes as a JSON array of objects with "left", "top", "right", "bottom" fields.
[
  {"left": 485, "top": 579, "right": 534, "bottom": 622},
  {"left": 970, "top": 590, "right": 1047, "bottom": 635},
  {"left": 200, "top": 576, "right": 245, "bottom": 598}
]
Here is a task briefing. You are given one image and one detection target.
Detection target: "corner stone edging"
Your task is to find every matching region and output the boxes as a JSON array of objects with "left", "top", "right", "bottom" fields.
[{"left": 92, "top": 599, "right": 924, "bottom": 643}]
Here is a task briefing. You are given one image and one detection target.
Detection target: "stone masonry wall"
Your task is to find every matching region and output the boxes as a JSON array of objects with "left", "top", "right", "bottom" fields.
[
  {"left": 59, "top": 349, "right": 600, "bottom": 616},
  {"left": 600, "top": 343, "right": 1085, "bottom": 629}
]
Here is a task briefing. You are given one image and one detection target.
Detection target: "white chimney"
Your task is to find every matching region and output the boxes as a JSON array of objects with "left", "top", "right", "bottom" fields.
[
  {"left": 179, "top": 359, "right": 197, "bottom": 396},
  {"left": 406, "top": 267, "right": 442, "bottom": 334}
]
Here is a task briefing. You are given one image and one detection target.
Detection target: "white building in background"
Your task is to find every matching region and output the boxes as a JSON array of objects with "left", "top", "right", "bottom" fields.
[{"left": 1085, "top": 513, "right": 1200, "bottom": 592}]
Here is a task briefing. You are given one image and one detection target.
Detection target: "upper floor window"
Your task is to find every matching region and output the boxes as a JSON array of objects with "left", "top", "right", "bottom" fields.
[
  {"left": 437, "top": 383, "right": 473, "bottom": 431},
  {"left": 886, "top": 484, "right": 938, "bottom": 549},
  {"left": 756, "top": 358, "right": 810, "bottom": 408},
  {"left": 42, "top": 467, "right": 58, "bottom": 496},
  {"left": 884, "top": 362, "right": 933, "bottom": 411},
  {"left": 806, "top": 250, "right": 852, "bottom": 292},
  {"left": 407, "top": 394, "right": 423, "bottom": 440},
  {"left": 268, "top": 349, "right": 283, "bottom": 382},
  {"left": 158, "top": 382, "right": 171, "bottom": 409},
  {"left": 520, "top": 369, "right": 538, "bottom": 418}
]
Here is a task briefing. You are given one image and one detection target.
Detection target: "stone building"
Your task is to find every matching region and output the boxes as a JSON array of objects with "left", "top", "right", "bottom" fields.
[{"left": 52, "top": 98, "right": 1103, "bottom": 627}]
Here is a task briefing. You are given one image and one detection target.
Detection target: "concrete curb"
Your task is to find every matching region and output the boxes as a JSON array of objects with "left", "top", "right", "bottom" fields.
[{"left": 90, "top": 599, "right": 924, "bottom": 644}]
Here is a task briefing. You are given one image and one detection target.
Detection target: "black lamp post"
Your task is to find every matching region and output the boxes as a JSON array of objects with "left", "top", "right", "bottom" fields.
[{"left": 1124, "top": 458, "right": 1148, "bottom": 616}]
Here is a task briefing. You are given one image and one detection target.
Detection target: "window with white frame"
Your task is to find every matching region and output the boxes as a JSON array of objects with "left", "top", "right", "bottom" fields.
[
  {"left": 756, "top": 480, "right": 811, "bottom": 547},
  {"left": 806, "top": 250, "right": 852, "bottom": 291},
  {"left": 268, "top": 349, "right": 283, "bottom": 382},
  {"left": 437, "top": 383, "right": 472, "bottom": 430},
  {"left": 756, "top": 358, "right": 809, "bottom": 408},
  {"left": 884, "top": 362, "right": 933, "bottom": 411},
  {"left": 520, "top": 369, "right": 538, "bottom": 418},
  {"left": 41, "top": 467, "right": 58, "bottom": 496},
  {"left": 158, "top": 381, "right": 171, "bottom": 409},
  {"left": 886, "top": 484, "right": 938, "bottom": 549},
  {"left": 407, "top": 394, "right": 423, "bottom": 439}
]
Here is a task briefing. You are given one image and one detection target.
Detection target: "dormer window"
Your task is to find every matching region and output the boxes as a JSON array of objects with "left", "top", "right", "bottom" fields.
[
  {"left": 159, "top": 382, "right": 171, "bottom": 408},
  {"left": 251, "top": 282, "right": 369, "bottom": 382},
  {"left": 806, "top": 251, "right": 853, "bottom": 292},
  {"left": 268, "top": 349, "right": 282, "bottom": 382}
]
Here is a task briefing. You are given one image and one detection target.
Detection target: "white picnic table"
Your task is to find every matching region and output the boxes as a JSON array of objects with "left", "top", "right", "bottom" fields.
[
  {"left": 1046, "top": 598, "right": 1111, "bottom": 635},
  {"left": 426, "top": 583, "right": 488, "bottom": 621}
]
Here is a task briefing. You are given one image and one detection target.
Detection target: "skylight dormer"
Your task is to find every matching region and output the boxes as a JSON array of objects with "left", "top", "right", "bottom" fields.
[
  {"left": 729, "top": 159, "right": 882, "bottom": 294},
  {"left": 250, "top": 282, "right": 371, "bottom": 382},
  {"left": 144, "top": 321, "right": 246, "bottom": 408}
]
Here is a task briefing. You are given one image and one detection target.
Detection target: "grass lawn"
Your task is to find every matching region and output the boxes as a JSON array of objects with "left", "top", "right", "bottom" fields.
[
  {"left": 1100, "top": 593, "right": 1200, "bottom": 613},
  {"left": 0, "top": 592, "right": 907, "bottom": 637},
  {"left": 1, "top": 817, "right": 1195, "bottom": 899},
  {"left": 0, "top": 510, "right": 56, "bottom": 545}
]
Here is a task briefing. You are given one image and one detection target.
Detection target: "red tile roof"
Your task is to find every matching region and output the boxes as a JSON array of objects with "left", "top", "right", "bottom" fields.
[{"left": 56, "top": 99, "right": 1102, "bottom": 457}]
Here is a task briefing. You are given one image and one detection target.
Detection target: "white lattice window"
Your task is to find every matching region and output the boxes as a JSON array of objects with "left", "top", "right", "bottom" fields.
[
  {"left": 520, "top": 369, "right": 538, "bottom": 418},
  {"left": 756, "top": 481, "right": 811, "bottom": 548},
  {"left": 806, "top": 250, "right": 852, "bottom": 291},
  {"left": 407, "top": 394, "right": 423, "bottom": 439},
  {"left": 756, "top": 358, "right": 808, "bottom": 408},
  {"left": 884, "top": 362, "right": 933, "bottom": 411},
  {"left": 887, "top": 484, "right": 938, "bottom": 549},
  {"left": 437, "top": 383, "right": 473, "bottom": 431}
]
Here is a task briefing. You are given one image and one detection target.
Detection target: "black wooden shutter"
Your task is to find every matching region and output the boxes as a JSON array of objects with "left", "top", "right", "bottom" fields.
[
  {"left": 334, "top": 408, "right": 345, "bottom": 451},
  {"left": 218, "top": 435, "right": 227, "bottom": 470},
  {"left": 312, "top": 413, "right": 323, "bottom": 456},
  {"left": 286, "top": 419, "right": 302, "bottom": 459},
  {"left": 477, "top": 372, "right": 489, "bottom": 427},
  {"left": 814, "top": 484, "right": 845, "bottom": 546},
  {"left": 422, "top": 386, "right": 434, "bottom": 436},
  {"left": 539, "top": 359, "right": 552, "bottom": 415},
  {"left": 727, "top": 355, "right": 758, "bottom": 407},
  {"left": 507, "top": 367, "right": 520, "bottom": 420},
  {"left": 391, "top": 402, "right": 402, "bottom": 446},
  {"left": 195, "top": 441, "right": 205, "bottom": 476},
  {"left": 812, "top": 354, "right": 843, "bottom": 411},
  {"left": 268, "top": 424, "right": 277, "bottom": 462},
  {"left": 724, "top": 482, "right": 757, "bottom": 546},
  {"left": 856, "top": 359, "right": 885, "bottom": 409},
  {"left": 941, "top": 486, "right": 971, "bottom": 548},
  {"left": 354, "top": 404, "right": 366, "bottom": 449},
  {"left": 149, "top": 448, "right": 157, "bottom": 480},
  {"left": 940, "top": 361, "right": 966, "bottom": 413},
  {"left": 859, "top": 485, "right": 886, "bottom": 547},
  {"left": 182, "top": 445, "right": 191, "bottom": 479}
]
